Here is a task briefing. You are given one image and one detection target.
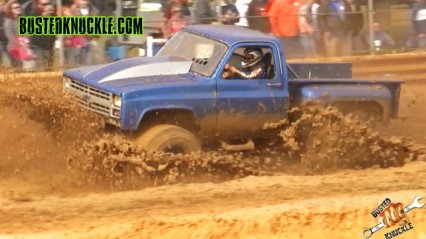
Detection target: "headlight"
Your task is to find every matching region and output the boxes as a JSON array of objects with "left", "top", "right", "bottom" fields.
[
  {"left": 113, "top": 95, "right": 121, "bottom": 107},
  {"left": 63, "top": 76, "right": 71, "bottom": 89}
]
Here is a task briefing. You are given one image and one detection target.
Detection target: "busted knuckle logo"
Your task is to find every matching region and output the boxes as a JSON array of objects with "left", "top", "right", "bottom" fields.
[
  {"left": 362, "top": 196, "right": 425, "bottom": 239},
  {"left": 18, "top": 16, "right": 144, "bottom": 36}
]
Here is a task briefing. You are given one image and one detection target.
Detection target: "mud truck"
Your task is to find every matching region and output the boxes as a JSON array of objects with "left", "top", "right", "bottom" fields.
[{"left": 63, "top": 25, "right": 402, "bottom": 153}]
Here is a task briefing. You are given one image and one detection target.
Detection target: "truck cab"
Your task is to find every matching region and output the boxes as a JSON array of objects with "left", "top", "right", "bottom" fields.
[{"left": 170, "top": 26, "right": 291, "bottom": 138}]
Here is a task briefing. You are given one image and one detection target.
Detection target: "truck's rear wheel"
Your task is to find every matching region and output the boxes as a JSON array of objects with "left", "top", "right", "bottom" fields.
[{"left": 136, "top": 124, "right": 201, "bottom": 154}]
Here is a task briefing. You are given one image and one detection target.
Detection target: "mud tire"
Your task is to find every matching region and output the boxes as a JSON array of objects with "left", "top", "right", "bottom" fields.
[{"left": 136, "top": 124, "right": 201, "bottom": 154}]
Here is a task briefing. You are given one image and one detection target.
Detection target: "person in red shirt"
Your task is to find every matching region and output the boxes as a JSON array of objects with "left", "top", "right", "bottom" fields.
[
  {"left": 268, "top": 0, "right": 301, "bottom": 58},
  {"left": 0, "top": 1, "right": 12, "bottom": 67},
  {"left": 63, "top": 0, "right": 99, "bottom": 66},
  {"left": 162, "top": 2, "right": 187, "bottom": 39},
  {"left": 5, "top": 0, "right": 34, "bottom": 68}
]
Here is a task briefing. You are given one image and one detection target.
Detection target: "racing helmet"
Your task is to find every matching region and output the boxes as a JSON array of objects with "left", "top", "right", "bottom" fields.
[{"left": 241, "top": 47, "right": 263, "bottom": 68}]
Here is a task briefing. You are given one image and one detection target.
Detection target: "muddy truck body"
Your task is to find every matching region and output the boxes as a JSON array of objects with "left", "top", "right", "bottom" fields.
[{"left": 63, "top": 25, "right": 402, "bottom": 153}]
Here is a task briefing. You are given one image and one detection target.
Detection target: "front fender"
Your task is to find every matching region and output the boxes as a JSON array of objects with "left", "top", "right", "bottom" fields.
[{"left": 120, "top": 104, "right": 199, "bottom": 131}]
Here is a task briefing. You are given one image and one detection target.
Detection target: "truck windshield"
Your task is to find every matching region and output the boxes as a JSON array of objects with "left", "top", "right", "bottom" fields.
[{"left": 156, "top": 31, "right": 228, "bottom": 77}]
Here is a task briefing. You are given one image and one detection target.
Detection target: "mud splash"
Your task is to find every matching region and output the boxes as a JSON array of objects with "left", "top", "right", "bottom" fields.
[
  {"left": 1, "top": 74, "right": 425, "bottom": 190},
  {"left": 276, "top": 105, "right": 424, "bottom": 174},
  {"left": 67, "top": 134, "right": 291, "bottom": 188},
  {"left": 67, "top": 104, "right": 425, "bottom": 188},
  {"left": 2, "top": 93, "right": 104, "bottom": 143}
]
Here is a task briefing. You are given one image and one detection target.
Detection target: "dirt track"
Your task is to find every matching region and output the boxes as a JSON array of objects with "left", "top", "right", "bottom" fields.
[{"left": 0, "top": 62, "right": 426, "bottom": 239}]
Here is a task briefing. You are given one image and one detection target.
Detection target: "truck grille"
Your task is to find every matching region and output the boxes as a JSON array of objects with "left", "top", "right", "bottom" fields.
[
  {"left": 70, "top": 80, "right": 111, "bottom": 101},
  {"left": 65, "top": 78, "right": 120, "bottom": 119}
]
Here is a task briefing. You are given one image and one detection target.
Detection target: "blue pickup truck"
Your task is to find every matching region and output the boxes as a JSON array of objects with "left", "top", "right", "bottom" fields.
[{"left": 63, "top": 25, "right": 402, "bottom": 153}]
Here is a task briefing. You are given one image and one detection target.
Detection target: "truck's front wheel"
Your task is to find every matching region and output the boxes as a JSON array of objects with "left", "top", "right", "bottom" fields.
[{"left": 136, "top": 124, "right": 201, "bottom": 154}]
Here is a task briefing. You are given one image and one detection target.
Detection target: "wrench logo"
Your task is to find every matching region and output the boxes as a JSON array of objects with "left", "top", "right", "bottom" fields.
[
  {"left": 378, "top": 202, "right": 406, "bottom": 228},
  {"left": 362, "top": 196, "right": 425, "bottom": 238}
]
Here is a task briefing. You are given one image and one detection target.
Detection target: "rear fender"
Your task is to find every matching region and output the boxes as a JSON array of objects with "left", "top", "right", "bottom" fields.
[{"left": 296, "top": 84, "right": 392, "bottom": 121}]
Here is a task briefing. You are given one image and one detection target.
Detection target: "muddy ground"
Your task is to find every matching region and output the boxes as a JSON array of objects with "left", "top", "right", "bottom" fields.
[{"left": 0, "top": 65, "right": 426, "bottom": 239}]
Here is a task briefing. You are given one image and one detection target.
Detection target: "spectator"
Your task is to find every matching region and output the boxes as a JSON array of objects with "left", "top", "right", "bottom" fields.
[
  {"left": 268, "top": 0, "right": 301, "bottom": 58},
  {"left": 317, "top": 0, "right": 355, "bottom": 57},
  {"left": 345, "top": 0, "right": 363, "bottom": 53},
  {"left": 195, "top": 0, "right": 216, "bottom": 24},
  {"left": 263, "top": 0, "right": 276, "bottom": 14},
  {"left": 163, "top": 0, "right": 192, "bottom": 18},
  {"left": 0, "top": 0, "right": 10, "bottom": 67},
  {"left": 162, "top": 2, "right": 187, "bottom": 39},
  {"left": 67, "top": 0, "right": 99, "bottom": 16},
  {"left": 214, "top": 0, "right": 224, "bottom": 23},
  {"left": 363, "top": 21, "right": 395, "bottom": 51},
  {"left": 5, "top": 0, "right": 34, "bottom": 70},
  {"left": 4, "top": 0, "right": 22, "bottom": 67},
  {"left": 90, "top": 0, "right": 104, "bottom": 14},
  {"left": 411, "top": 0, "right": 426, "bottom": 48},
  {"left": 220, "top": 0, "right": 239, "bottom": 25},
  {"left": 299, "top": 0, "right": 316, "bottom": 57},
  {"left": 62, "top": 2, "right": 77, "bottom": 66},
  {"left": 311, "top": 0, "right": 325, "bottom": 55},
  {"left": 246, "top": 0, "right": 270, "bottom": 33},
  {"left": 401, "top": 28, "right": 419, "bottom": 49},
  {"left": 63, "top": 0, "right": 99, "bottom": 66},
  {"left": 22, "top": 0, "right": 56, "bottom": 70}
]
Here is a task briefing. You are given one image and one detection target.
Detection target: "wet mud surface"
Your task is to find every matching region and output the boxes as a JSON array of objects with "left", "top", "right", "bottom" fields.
[{"left": 0, "top": 66, "right": 426, "bottom": 238}]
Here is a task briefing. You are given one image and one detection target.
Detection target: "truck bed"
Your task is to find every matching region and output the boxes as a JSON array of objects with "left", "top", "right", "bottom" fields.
[
  {"left": 288, "top": 78, "right": 404, "bottom": 85},
  {"left": 287, "top": 77, "right": 403, "bottom": 119},
  {"left": 287, "top": 63, "right": 352, "bottom": 79}
]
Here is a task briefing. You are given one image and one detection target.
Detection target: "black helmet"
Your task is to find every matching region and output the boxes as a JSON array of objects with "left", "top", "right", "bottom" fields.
[{"left": 241, "top": 47, "right": 263, "bottom": 68}]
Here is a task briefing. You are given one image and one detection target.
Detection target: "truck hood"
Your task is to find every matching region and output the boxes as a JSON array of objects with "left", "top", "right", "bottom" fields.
[{"left": 63, "top": 56, "right": 193, "bottom": 87}]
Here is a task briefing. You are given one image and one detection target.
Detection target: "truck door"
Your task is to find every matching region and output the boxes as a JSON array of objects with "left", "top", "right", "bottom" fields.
[{"left": 216, "top": 44, "right": 290, "bottom": 138}]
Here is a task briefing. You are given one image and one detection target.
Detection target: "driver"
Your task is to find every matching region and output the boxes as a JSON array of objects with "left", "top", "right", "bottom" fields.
[{"left": 223, "top": 47, "right": 266, "bottom": 79}]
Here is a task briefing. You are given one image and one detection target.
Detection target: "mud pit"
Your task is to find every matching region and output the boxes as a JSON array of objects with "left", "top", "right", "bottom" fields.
[{"left": 0, "top": 68, "right": 426, "bottom": 238}]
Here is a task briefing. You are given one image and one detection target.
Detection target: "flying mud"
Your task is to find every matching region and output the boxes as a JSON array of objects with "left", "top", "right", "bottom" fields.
[{"left": 0, "top": 73, "right": 424, "bottom": 192}]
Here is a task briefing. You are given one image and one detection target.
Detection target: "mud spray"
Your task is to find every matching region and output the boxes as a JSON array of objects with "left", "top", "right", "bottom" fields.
[{"left": 0, "top": 74, "right": 425, "bottom": 191}]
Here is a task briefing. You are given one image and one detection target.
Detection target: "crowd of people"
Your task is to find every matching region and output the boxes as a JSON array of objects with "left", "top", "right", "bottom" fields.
[
  {"left": 0, "top": 0, "right": 103, "bottom": 70},
  {"left": 1, "top": 0, "right": 426, "bottom": 70},
  {"left": 166, "top": 0, "right": 426, "bottom": 57}
]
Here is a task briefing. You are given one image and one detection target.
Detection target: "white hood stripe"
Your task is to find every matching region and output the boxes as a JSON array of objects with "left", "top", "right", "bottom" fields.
[{"left": 98, "top": 60, "right": 193, "bottom": 83}]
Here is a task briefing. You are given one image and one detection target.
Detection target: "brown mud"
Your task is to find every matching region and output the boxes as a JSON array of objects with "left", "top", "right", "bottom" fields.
[{"left": 0, "top": 67, "right": 426, "bottom": 238}]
